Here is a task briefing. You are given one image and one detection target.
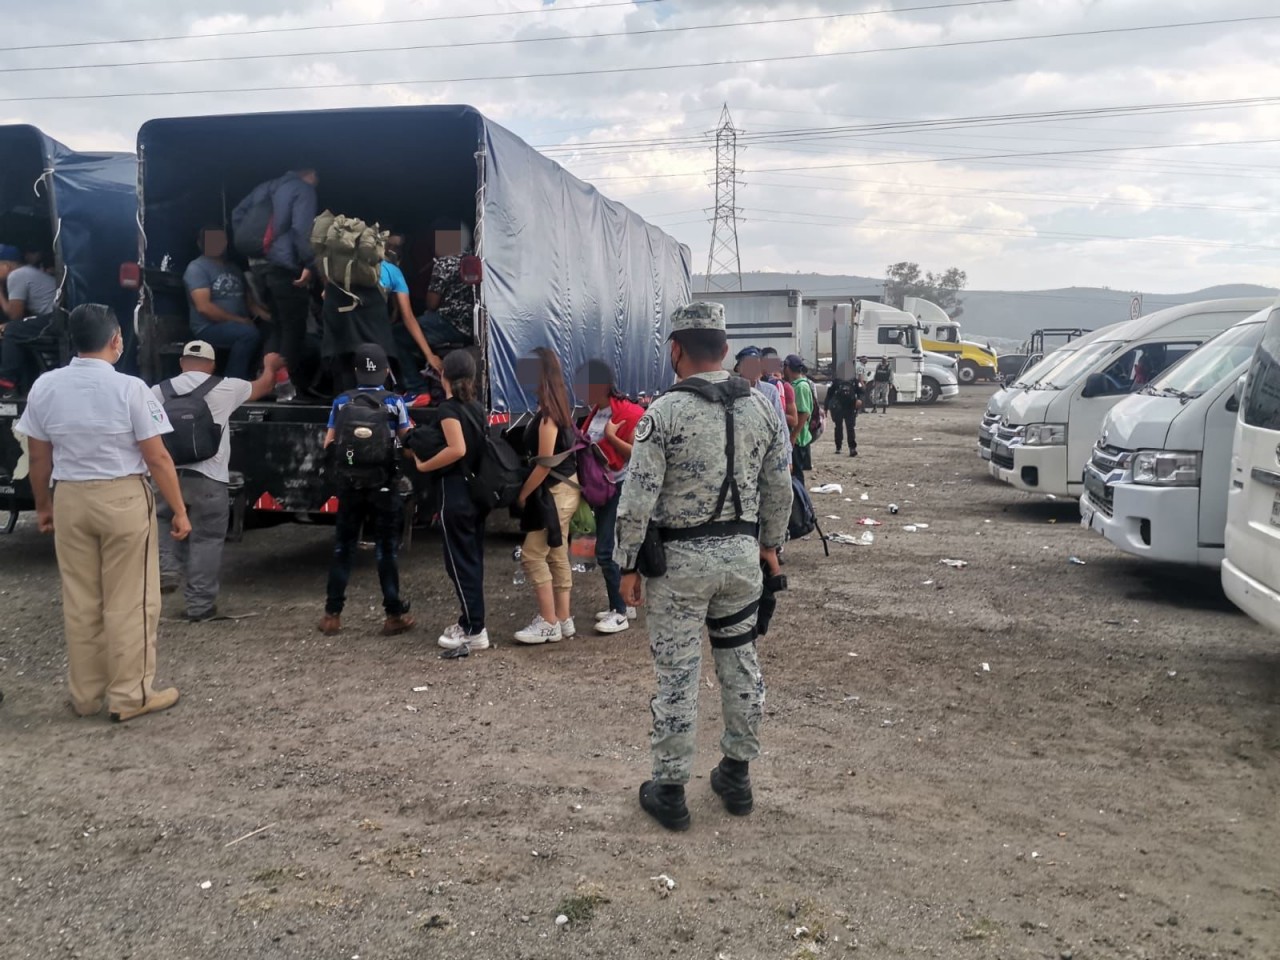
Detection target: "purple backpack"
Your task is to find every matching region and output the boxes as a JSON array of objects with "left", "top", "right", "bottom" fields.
[{"left": 574, "top": 429, "right": 617, "bottom": 508}]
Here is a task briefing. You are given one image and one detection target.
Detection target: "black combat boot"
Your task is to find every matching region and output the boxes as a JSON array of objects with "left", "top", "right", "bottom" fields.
[
  {"left": 710, "top": 758, "right": 753, "bottom": 816},
  {"left": 639, "top": 781, "right": 691, "bottom": 832}
]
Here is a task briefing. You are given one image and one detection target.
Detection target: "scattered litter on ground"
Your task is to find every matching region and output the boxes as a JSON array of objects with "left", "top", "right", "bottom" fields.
[
  {"left": 825, "top": 515, "right": 841, "bottom": 520},
  {"left": 1068, "top": 556, "right": 1087, "bottom": 565},
  {"left": 915, "top": 523, "right": 929, "bottom": 529},
  {"left": 827, "top": 532, "right": 875, "bottom": 546},
  {"left": 903, "top": 525, "right": 918, "bottom": 533},
  {"left": 940, "top": 559, "right": 969, "bottom": 568},
  {"left": 860, "top": 493, "right": 870, "bottom": 501},
  {"left": 793, "top": 926, "right": 811, "bottom": 940},
  {"left": 440, "top": 645, "right": 470, "bottom": 660},
  {"left": 907, "top": 483, "right": 916, "bottom": 488},
  {"left": 412, "top": 686, "right": 430, "bottom": 693},
  {"left": 811, "top": 484, "right": 844, "bottom": 495},
  {"left": 912, "top": 437, "right": 924, "bottom": 442},
  {"left": 1167, "top": 670, "right": 1178, "bottom": 679},
  {"left": 650, "top": 874, "right": 677, "bottom": 898},
  {"left": 856, "top": 518, "right": 883, "bottom": 526},
  {"left": 555, "top": 915, "right": 569, "bottom": 927},
  {"left": 888, "top": 504, "right": 900, "bottom": 514},
  {"left": 199, "top": 880, "right": 212, "bottom": 890},
  {"left": 921, "top": 580, "right": 935, "bottom": 586},
  {"left": 405, "top": 704, "right": 419, "bottom": 713},
  {"left": 571, "top": 563, "right": 589, "bottom": 574},
  {"left": 982, "top": 663, "right": 991, "bottom": 673}
]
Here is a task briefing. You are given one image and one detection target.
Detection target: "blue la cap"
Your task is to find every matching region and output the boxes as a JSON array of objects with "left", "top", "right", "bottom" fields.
[{"left": 0, "top": 244, "right": 21, "bottom": 262}]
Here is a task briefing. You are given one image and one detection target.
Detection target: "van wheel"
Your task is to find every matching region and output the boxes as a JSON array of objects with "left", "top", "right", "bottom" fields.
[
  {"left": 919, "top": 377, "right": 940, "bottom": 404},
  {"left": 957, "top": 361, "right": 979, "bottom": 384}
]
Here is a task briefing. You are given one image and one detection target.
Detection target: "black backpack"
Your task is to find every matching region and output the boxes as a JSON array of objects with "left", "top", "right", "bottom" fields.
[
  {"left": 159, "top": 376, "right": 223, "bottom": 466},
  {"left": 232, "top": 179, "right": 277, "bottom": 257},
  {"left": 459, "top": 406, "right": 525, "bottom": 513},
  {"left": 788, "top": 475, "right": 830, "bottom": 557},
  {"left": 332, "top": 390, "right": 396, "bottom": 489}
]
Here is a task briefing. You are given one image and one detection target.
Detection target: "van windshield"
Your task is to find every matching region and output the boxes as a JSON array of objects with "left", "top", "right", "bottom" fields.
[
  {"left": 1148, "top": 322, "right": 1265, "bottom": 398},
  {"left": 1013, "top": 347, "right": 1078, "bottom": 387},
  {"left": 1034, "top": 340, "right": 1122, "bottom": 389}
]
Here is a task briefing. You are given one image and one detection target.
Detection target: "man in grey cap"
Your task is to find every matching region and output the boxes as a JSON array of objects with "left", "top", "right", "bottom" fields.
[
  {"left": 615, "top": 301, "right": 793, "bottom": 831},
  {"left": 152, "top": 340, "right": 285, "bottom": 620}
]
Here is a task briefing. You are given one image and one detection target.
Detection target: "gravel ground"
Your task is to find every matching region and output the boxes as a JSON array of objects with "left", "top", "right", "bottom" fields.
[{"left": 1, "top": 389, "right": 1277, "bottom": 960}]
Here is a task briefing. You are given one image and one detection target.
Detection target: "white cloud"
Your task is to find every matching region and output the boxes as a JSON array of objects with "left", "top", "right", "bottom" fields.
[{"left": 3, "top": 0, "right": 1279, "bottom": 290}]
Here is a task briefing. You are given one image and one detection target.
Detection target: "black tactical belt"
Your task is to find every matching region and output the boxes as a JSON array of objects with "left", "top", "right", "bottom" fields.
[{"left": 659, "top": 520, "right": 758, "bottom": 542}]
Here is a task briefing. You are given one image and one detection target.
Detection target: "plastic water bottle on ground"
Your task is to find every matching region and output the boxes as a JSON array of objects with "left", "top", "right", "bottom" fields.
[{"left": 512, "top": 546, "right": 526, "bottom": 586}]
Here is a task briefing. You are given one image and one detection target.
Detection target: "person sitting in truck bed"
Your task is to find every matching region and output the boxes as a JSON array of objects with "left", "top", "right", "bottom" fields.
[
  {"left": 427, "top": 252, "right": 476, "bottom": 342},
  {"left": 183, "top": 227, "right": 270, "bottom": 381},
  {"left": 0, "top": 246, "right": 60, "bottom": 399}
]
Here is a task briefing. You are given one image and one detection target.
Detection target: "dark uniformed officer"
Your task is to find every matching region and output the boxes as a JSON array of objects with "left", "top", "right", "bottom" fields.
[{"left": 615, "top": 302, "right": 793, "bottom": 831}]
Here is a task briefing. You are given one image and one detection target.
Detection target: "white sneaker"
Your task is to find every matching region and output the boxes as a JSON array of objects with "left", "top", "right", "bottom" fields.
[
  {"left": 514, "top": 616, "right": 562, "bottom": 645},
  {"left": 437, "top": 624, "right": 467, "bottom": 650},
  {"left": 596, "top": 606, "right": 638, "bottom": 621},
  {"left": 595, "top": 612, "right": 630, "bottom": 635},
  {"left": 560, "top": 617, "right": 577, "bottom": 639},
  {"left": 464, "top": 629, "right": 490, "bottom": 651}
]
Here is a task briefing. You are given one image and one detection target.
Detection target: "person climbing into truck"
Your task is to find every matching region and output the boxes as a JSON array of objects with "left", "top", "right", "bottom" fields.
[
  {"left": 319, "top": 343, "right": 415, "bottom": 638},
  {"left": 232, "top": 166, "right": 319, "bottom": 402},
  {"left": 382, "top": 231, "right": 443, "bottom": 395}
]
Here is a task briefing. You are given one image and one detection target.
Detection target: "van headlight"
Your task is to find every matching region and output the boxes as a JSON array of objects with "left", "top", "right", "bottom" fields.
[
  {"left": 1023, "top": 423, "right": 1066, "bottom": 446},
  {"left": 1132, "top": 451, "right": 1199, "bottom": 486}
]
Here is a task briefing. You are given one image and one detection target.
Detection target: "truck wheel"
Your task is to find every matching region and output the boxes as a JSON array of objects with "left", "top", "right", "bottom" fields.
[
  {"left": 957, "top": 361, "right": 979, "bottom": 384},
  {"left": 919, "top": 377, "right": 940, "bottom": 404}
]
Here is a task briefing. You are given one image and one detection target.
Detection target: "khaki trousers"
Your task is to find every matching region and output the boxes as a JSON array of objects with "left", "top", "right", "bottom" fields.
[
  {"left": 521, "top": 481, "right": 581, "bottom": 593},
  {"left": 53, "top": 475, "right": 162, "bottom": 714}
]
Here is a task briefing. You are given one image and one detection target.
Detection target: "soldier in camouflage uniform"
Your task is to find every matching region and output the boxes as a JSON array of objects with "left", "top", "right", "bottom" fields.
[
  {"left": 427, "top": 254, "right": 474, "bottom": 339},
  {"left": 615, "top": 301, "right": 793, "bottom": 831}
]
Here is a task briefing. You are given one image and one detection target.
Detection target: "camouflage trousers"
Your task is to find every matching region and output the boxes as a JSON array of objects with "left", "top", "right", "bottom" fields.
[{"left": 646, "top": 535, "right": 766, "bottom": 785}]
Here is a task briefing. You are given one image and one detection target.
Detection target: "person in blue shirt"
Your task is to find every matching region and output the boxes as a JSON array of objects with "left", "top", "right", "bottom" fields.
[
  {"left": 382, "top": 232, "right": 441, "bottom": 392},
  {"left": 319, "top": 343, "right": 415, "bottom": 638}
]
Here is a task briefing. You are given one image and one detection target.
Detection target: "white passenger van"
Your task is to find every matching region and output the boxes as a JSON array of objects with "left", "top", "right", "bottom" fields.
[
  {"left": 1081, "top": 307, "right": 1271, "bottom": 566},
  {"left": 990, "top": 299, "right": 1271, "bottom": 497},
  {"left": 978, "top": 325, "right": 1121, "bottom": 461},
  {"left": 1222, "top": 300, "right": 1280, "bottom": 632}
]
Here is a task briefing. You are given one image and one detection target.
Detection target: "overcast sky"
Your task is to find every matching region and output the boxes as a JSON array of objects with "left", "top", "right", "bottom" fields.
[{"left": 5, "top": 0, "right": 1280, "bottom": 293}]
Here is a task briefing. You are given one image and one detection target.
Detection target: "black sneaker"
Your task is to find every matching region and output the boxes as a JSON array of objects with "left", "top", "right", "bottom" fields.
[
  {"left": 710, "top": 758, "right": 754, "bottom": 816},
  {"left": 639, "top": 781, "right": 691, "bottom": 832}
]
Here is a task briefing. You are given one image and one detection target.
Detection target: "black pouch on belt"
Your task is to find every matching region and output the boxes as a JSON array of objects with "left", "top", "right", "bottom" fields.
[{"left": 635, "top": 525, "right": 667, "bottom": 578}]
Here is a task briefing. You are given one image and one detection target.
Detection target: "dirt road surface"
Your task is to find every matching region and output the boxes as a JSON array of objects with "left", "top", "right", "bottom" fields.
[{"left": 2, "top": 390, "right": 1277, "bottom": 960}]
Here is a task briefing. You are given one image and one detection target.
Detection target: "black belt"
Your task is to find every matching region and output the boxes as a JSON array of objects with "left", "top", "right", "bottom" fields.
[{"left": 659, "top": 520, "right": 758, "bottom": 542}]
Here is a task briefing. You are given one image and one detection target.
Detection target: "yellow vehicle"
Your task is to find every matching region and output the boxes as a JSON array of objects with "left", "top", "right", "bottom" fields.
[{"left": 906, "top": 296, "right": 999, "bottom": 383}]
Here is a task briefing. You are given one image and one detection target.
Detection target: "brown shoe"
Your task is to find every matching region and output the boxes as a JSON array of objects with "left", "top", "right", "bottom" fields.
[
  {"left": 67, "top": 698, "right": 102, "bottom": 718},
  {"left": 318, "top": 613, "right": 342, "bottom": 635},
  {"left": 109, "top": 687, "right": 180, "bottom": 723},
  {"left": 382, "top": 613, "right": 417, "bottom": 636}
]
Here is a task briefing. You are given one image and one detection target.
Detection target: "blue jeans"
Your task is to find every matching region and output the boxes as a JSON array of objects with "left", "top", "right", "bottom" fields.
[
  {"left": 594, "top": 484, "right": 626, "bottom": 615},
  {"left": 193, "top": 320, "right": 261, "bottom": 380}
]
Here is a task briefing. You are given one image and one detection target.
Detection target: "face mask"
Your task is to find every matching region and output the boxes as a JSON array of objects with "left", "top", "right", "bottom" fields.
[{"left": 669, "top": 343, "right": 681, "bottom": 378}]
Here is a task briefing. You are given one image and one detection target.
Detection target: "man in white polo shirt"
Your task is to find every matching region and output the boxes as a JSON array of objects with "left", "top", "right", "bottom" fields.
[
  {"left": 17, "top": 304, "right": 191, "bottom": 723},
  {"left": 153, "top": 341, "right": 283, "bottom": 620}
]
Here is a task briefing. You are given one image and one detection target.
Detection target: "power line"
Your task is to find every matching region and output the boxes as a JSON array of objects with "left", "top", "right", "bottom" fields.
[
  {"left": 540, "top": 96, "right": 1280, "bottom": 157},
  {"left": 0, "top": 0, "right": 667, "bottom": 53},
  {"left": 0, "top": 1, "right": 1016, "bottom": 75},
  {"left": 3, "top": 14, "right": 1274, "bottom": 104}
]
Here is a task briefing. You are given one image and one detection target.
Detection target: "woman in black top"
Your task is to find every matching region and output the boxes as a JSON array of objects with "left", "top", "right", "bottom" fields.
[
  {"left": 513, "top": 347, "right": 582, "bottom": 645},
  {"left": 412, "top": 350, "right": 489, "bottom": 651}
]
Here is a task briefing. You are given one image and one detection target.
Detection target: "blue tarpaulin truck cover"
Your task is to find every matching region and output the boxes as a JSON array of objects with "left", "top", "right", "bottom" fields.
[
  {"left": 0, "top": 124, "right": 137, "bottom": 354},
  {"left": 136, "top": 105, "right": 691, "bottom": 414}
]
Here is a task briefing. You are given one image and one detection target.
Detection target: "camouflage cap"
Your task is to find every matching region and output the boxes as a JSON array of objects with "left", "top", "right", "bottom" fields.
[{"left": 670, "top": 301, "right": 726, "bottom": 334}]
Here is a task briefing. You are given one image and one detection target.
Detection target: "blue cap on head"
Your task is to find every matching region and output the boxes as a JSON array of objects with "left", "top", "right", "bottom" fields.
[{"left": 735, "top": 345, "right": 762, "bottom": 361}]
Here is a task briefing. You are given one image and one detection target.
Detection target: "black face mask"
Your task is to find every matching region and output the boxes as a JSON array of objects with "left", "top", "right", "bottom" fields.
[{"left": 669, "top": 343, "right": 681, "bottom": 378}]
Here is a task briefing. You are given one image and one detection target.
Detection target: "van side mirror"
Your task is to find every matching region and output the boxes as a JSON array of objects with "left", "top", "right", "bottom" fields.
[
  {"left": 1081, "top": 372, "right": 1109, "bottom": 399},
  {"left": 1226, "top": 392, "right": 1240, "bottom": 413}
]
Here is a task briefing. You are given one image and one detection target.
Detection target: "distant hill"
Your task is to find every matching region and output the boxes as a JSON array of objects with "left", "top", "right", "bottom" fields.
[{"left": 694, "top": 272, "right": 1279, "bottom": 343}]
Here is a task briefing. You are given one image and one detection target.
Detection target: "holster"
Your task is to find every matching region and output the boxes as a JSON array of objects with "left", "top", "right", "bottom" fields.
[
  {"left": 635, "top": 525, "right": 667, "bottom": 579},
  {"left": 757, "top": 564, "right": 788, "bottom": 637}
]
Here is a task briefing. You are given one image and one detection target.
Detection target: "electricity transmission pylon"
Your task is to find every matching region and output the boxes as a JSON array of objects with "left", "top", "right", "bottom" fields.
[{"left": 703, "top": 104, "right": 743, "bottom": 293}]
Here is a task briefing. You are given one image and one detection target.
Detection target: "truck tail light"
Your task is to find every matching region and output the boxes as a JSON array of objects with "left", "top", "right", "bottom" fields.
[{"left": 119, "top": 262, "right": 141, "bottom": 290}]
